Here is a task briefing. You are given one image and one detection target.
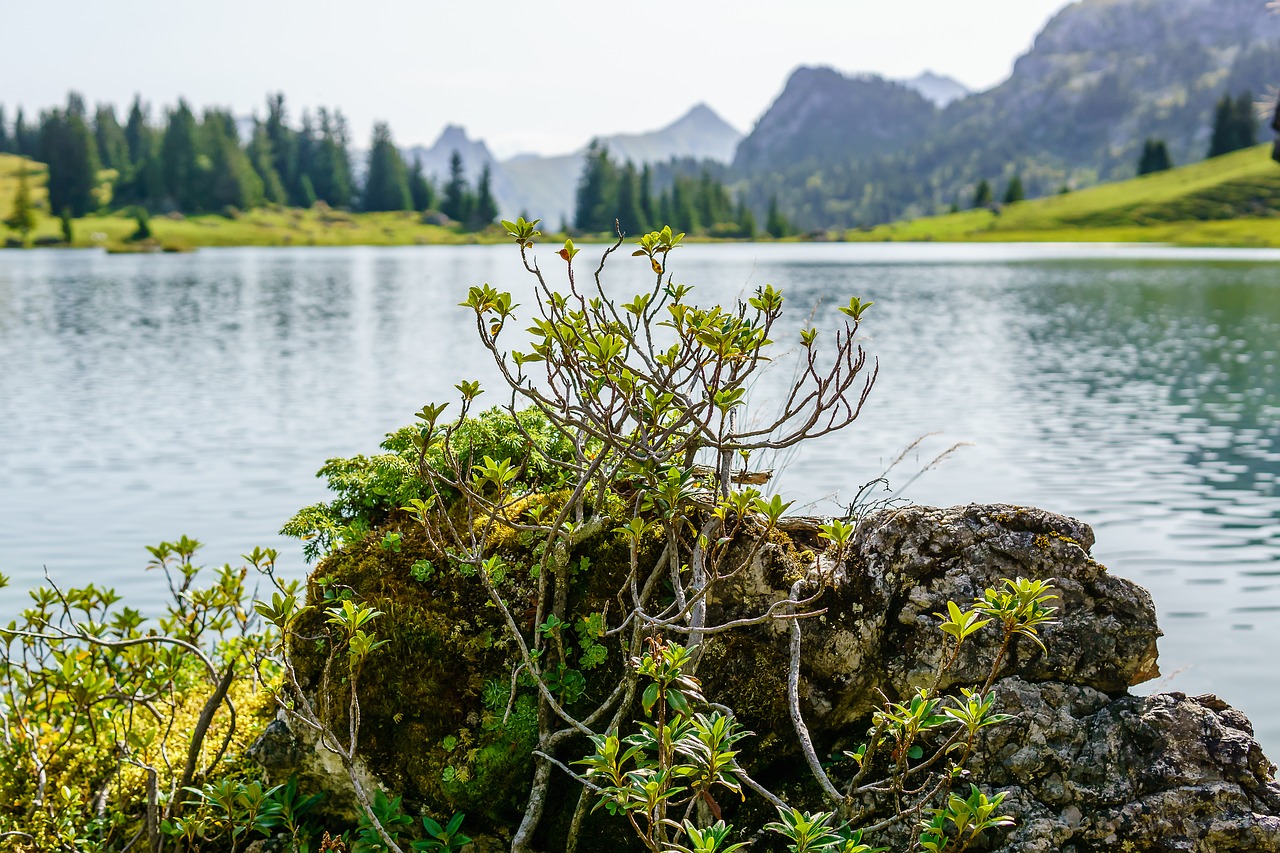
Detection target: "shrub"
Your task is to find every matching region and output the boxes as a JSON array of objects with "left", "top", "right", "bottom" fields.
[{"left": 266, "top": 220, "right": 1049, "bottom": 853}]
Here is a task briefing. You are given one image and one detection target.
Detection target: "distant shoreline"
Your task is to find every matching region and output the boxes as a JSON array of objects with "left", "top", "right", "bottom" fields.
[{"left": 4, "top": 146, "right": 1278, "bottom": 252}]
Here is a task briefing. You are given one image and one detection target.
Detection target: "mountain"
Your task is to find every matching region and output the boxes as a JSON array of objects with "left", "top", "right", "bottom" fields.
[
  {"left": 596, "top": 103, "right": 741, "bottom": 164},
  {"left": 393, "top": 104, "right": 742, "bottom": 223},
  {"left": 900, "top": 71, "right": 969, "bottom": 107},
  {"left": 737, "top": 0, "right": 1280, "bottom": 229},
  {"left": 733, "top": 67, "right": 939, "bottom": 174},
  {"left": 403, "top": 125, "right": 498, "bottom": 184},
  {"left": 963, "top": 0, "right": 1280, "bottom": 179},
  {"left": 500, "top": 103, "right": 742, "bottom": 224}
]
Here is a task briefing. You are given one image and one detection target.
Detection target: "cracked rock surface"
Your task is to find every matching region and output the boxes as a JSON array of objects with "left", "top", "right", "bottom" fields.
[{"left": 730, "top": 505, "right": 1280, "bottom": 852}]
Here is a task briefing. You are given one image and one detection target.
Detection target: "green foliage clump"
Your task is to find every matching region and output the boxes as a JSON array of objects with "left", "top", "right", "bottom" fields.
[
  {"left": 0, "top": 540, "right": 287, "bottom": 851},
  {"left": 282, "top": 407, "right": 576, "bottom": 561},
  {"left": 3, "top": 168, "right": 37, "bottom": 242}
]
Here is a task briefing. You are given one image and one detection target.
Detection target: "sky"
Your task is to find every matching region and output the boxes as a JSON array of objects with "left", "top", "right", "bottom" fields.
[{"left": 1, "top": 0, "right": 1072, "bottom": 159}]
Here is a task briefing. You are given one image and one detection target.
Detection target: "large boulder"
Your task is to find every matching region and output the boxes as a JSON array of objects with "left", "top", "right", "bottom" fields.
[{"left": 255, "top": 504, "right": 1280, "bottom": 851}]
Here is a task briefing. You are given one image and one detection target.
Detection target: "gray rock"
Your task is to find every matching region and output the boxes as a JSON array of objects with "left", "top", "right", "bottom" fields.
[
  {"left": 977, "top": 682, "right": 1280, "bottom": 852},
  {"left": 704, "top": 504, "right": 1277, "bottom": 852},
  {"left": 255, "top": 503, "right": 1279, "bottom": 851}
]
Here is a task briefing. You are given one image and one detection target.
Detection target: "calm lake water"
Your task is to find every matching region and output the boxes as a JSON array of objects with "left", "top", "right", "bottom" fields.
[{"left": 1, "top": 243, "right": 1277, "bottom": 752}]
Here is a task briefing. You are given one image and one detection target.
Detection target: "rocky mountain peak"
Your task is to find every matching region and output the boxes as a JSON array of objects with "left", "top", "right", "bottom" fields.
[
  {"left": 733, "top": 65, "right": 938, "bottom": 173},
  {"left": 900, "top": 70, "right": 970, "bottom": 107}
]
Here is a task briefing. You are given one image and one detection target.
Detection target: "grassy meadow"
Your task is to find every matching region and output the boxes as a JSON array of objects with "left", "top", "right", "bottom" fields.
[{"left": 847, "top": 144, "right": 1280, "bottom": 247}]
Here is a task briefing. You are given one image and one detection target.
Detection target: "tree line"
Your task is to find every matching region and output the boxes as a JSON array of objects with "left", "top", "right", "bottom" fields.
[
  {"left": 573, "top": 142, "right": 787, "bottom": 238},
  {"left": 0, "top": 93, "right": 497, "bottom": 228}
]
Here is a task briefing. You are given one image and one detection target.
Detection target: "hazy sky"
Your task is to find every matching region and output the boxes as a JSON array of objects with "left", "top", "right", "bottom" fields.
[{"left": 2, "top": 0, "right": 1072, "bottom": 158}]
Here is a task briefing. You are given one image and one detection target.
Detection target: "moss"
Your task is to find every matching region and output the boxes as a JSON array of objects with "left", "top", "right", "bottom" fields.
[
  {"left": 292, "top": 521, "right": 530, "bottom": 827},
  {"left": 291, "top": 502, "right": 669, "bottom": 833},
  {"left": 699, "top": 632, "right": 792, "bottom": 746}
]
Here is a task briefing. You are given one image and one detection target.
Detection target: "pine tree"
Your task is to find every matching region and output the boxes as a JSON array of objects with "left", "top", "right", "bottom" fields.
[
  {"left": 66, "top": 92, "right": 87, "bottom": 120},
  {"left": 471, "top": 163, "right": 498, "bottom": 229},
  {"left": 973, "top": 179, "right": 992, "bottom": 208},
  {"left": 1234, "top": 93, "right": 1257, "bottom": 149},
  {"left": 40, "top": 103, "right": 101, "bottom": 218},
  {"left": 656, "top": 188, "right": 673, "bottom": 232},
  {"left": 291, "top": 111, "right": 317, "bottom": 207},
  {"left": 573, "top": 141, "right": 618, "bottom": 233},
  {"left": 264, "top": 94, "right": 298, "bottom": 205},
  {"left": 734, "top": 198, "right": 757, "bottom": 239},
  {"left": 94, "top": 105, "right": 129, "bottom": 171},
  {"left": 124, "top": 98, "right": 150, "bottom": 164},
  {"left": 3, "top": 169, "right": 37, "bottom": 243},
  {"left": 639, "top": 163, "right": 655, "bottom": 229},
  {"left": 0, "top": 106, "right": 10, "bottom": 154},
  {"left": 696, "top": 169, "right": 731, "bottom": 228},
  {"left": 1002, "top": 175, "right": 1024, "bottom": 204},
  {"left": 408, "top": 158, "right": 434, "bottom": 211},
  {"left": 203, "top": 109, "right": 263, "bottom": 212},
  {"left": 361, "top": 122, "right": 412, "bottom": 212},
  {"left": 297, "top": 173, "right": 317, "bottom": 208},
  {"left": 117, "top": 99, "right": 161, "bottom": 208},
  {"left": 1137, "top": 139, "right": 1172, "bottom": 175},
  {"left": 14, "top": 109, "right": 38, "bottom": 159},
  {"left": 159, "top": 100, "right": 201, "bottom": 210},
  {"left": 310, "top": 108, "right": 353, "bottom": 208},
  {"left": 765, "top": 196, "right": 790, "bottom": 238},
  {"left": 248, "top": 123, "right": 286, "bottom": 205},
  {"left": 616, "top": 161, "right": 647, "bottom": 236},
  {"left": 1209, "top": 93, "right": 1252, "bottom": 158},
  {"left": 670, "top": 178, "right": 699, "bottom": 234},
  {"left": 441, "top": 150, "right": 473, "bottom": 223}
]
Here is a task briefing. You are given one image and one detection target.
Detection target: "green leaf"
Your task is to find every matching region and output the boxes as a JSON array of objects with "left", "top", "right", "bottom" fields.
[{"left": 642, "top": 682, "right": 660, "bottom": 716}]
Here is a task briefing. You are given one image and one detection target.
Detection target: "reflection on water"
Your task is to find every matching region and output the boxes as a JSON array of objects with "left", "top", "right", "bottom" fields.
[{"left": 0, "top": 243, "right": 1277, "bottom": 753}]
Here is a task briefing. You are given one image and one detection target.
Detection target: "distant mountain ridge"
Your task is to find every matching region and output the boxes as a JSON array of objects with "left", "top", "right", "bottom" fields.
[
  {"left": 383, "top": 0, "right": 1277, "bottom": 229},
  {"left": 402, "top": 104, "right": 741, "bottom": 222},
  {"left": 734, "top": 0, "right": 1280, "bottom": 229},
  {"left": 733, "top": 67, "right": 939, "bottom": 174},
  {"left": 900, "top": 71, "right": 969, "bottom": 107},
  {"left": 405, "top": 125, "right": 496, "bottom": 183}
]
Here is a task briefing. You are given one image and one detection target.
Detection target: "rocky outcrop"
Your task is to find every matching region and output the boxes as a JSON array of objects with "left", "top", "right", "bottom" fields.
[
  {"left": 255, "top": 503, "right": 1280, "bottom": 851},
  {"left": 978, "top": 681, "right": 1280, "bottom": 852}
]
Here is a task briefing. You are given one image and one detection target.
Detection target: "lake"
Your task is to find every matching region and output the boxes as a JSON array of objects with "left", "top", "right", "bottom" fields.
[{"left": 1, "top": 242, "right": 1277, "bottom": 753}]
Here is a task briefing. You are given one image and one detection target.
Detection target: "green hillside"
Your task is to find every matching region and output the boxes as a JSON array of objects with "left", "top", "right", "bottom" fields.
[{"left": 849, "top": 145, "right": 1280, "bottom": 247}]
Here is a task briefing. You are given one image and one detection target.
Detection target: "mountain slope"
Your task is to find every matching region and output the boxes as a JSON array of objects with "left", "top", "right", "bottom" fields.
[
  {"left": 733, "top": 67, "right": 939, "bottom": 174},
  {"left": 596, "top": 103, "right": 740, "bottom": 165},
  {"left": 851, "top": 144, "right": 1280, "bottom": 245},
  {"left": 739, "top": 0, "right": 1280, "bottom": 229},
  {"left": 404, "top": 125, "right": 497, "bottom": 184},
  {"left": 500, "top": 104, "right": 742, "bottom": 223}
]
